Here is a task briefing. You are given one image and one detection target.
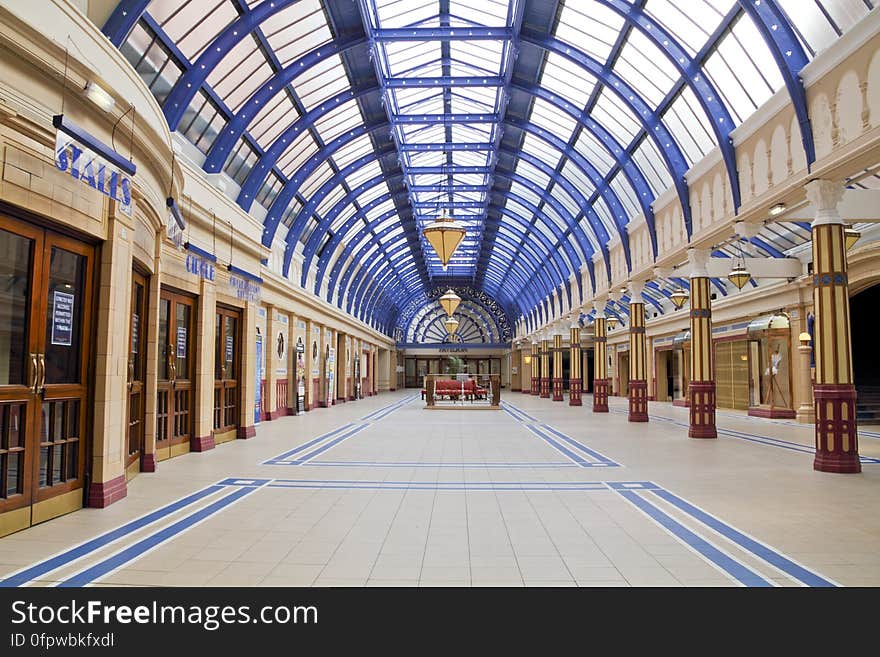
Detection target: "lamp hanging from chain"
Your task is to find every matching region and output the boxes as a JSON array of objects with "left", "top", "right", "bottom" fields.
[
  {"left": 670, "top": 285, "right": 689, "bottom": 309},
  {"left": 606, "top": 315, "right": 618, "bottom": 330},
  {"left": 439, "top": 289, "right": 461, "bottom": 316},
  {"left": 727, "top": 239, "right": 751, "bottom": 290},
  {"left": 444, "top": 316, "right": 460, "bottom": 337},
  {"left": 423, "top": 209, "right": 466, "bottom": 269}
]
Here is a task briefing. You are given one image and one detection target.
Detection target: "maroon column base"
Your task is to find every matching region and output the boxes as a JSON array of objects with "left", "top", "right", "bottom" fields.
[
  {"left": 688, "top": 381, "right": 717, "bottom": 439},
  {"left": 569, "top": 381, "right": 582, "bottom": 406},
  {"left": 190, "top": 434, "right": 215, "bottom": 452},
  {"left": 530, "top": 377, "right": 539, "bottom": 395},
  {"left": 552, "top": 378, "right": 564, "bottom": 401},
  {"left": 814, "top": 384, "right": 861, "bottom": 473},
  {"left": 237, "top": 425, "right": 256, "bottom": 440},
  {"left": 88, "top": 474, "right": 127, "bottom": 508},
  {"left": 628, "top": 380, "right": 649, "bottom": 422},
  {"left": 268, "top": 408, "right": 290, "bottom": 420},
  {"left": 140, "top": 452, "right": 157, "bottom": 473},
  {"left": 748, "top": 406, "right": 796, "bottom": 419},
  {"left": 593, "top": 379, "right": 609, "bottom": 412},
  {"left": 540, "top": 378, "right": 550, "bottom": 398},
  {"left": 672, "top": 399, "right": 690, "bottom": 408}
]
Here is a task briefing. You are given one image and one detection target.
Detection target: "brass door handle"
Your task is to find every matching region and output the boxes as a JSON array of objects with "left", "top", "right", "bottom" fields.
[
  {"left": 29, "top": 353, "right": 39, "bottom": 393},
  {"left": 36, "top": 353, "right": 45, "bottom": 394}
]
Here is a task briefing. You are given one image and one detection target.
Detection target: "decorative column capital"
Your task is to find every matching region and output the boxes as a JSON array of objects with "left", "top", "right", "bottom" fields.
[
  {"left": 687, "top": 248, "right": 711, "bottom": 279},
  {"left": 628, "top": 280, "right": 645, "bottom": 302},
  {"left": 805, "top": 179, "right": 845, "bottom": 226},
  {"left": 593, "top": 299, "right": 607, "bottom": 317}
]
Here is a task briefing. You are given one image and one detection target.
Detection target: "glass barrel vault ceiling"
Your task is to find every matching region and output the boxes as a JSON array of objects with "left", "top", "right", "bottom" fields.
[{"left": 108, "top": 0, "right": 876, "bottom": 335}]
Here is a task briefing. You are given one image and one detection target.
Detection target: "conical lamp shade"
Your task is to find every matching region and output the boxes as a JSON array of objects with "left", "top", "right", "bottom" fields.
[
  {"left": 439, "top": 289, "right": 461, "bottom": 316},
  {"left": 845, "top": 227, "right": 861, "bottom": 251},
  {"left": 670, "top": 287, "right": 689, "bottom": 309},
  {"left": 423, "top": 212, "right": 466, "bottom": 267},
  {"left": 727, "top": 265, "right": 751, "bottom": 290},
  {"left": 444, "top": 316, "right": 460, "bottom": 337}
]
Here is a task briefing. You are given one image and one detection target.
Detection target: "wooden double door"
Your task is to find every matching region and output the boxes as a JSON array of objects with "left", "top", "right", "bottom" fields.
[
  {"left": 156, "top": 289, "right": 194, "bottom": 458},
  {"left": 213, "top": 304, "right": 240, "bottom": 443},
  {"left": 0, "top": 214, "right": 94, "bottom": 532}
]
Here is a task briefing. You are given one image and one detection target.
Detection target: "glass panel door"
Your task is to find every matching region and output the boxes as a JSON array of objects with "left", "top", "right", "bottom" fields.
[
  {"left": 156, "top": 289, "right": 194, "bottom": 451},
  {"left": 126, "top": 271, "right": 147, "bottom": 469},
  {"left": 214, "top": 305, "right": 239, "bottom": 435}
]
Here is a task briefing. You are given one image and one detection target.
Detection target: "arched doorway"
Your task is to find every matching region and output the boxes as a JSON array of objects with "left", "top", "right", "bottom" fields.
[{"left": 851, "top": 284, "right": 880, "bottom": 423}]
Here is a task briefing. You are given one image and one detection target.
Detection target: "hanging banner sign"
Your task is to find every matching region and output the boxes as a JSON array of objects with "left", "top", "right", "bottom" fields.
[
  {"left": 186, "top": 253, "right": 215, "bottom": 281},
  {"left": 229, "top": 275, "right": 260, "bottom": 302},
  {"left": 51, "top": 290, "right": 75, "bottom": 346},
  {"left": 176, "top": 326, "right": 187, "bottom": 358},
  {"left": 167, "top": 213, "right": 184, "bottom": 249},
  {"left": 254, "top": 331, "right": 263, "bottom": 425},
  {"left": 54, "top": 131, "right": 132, "bottom": 216}
]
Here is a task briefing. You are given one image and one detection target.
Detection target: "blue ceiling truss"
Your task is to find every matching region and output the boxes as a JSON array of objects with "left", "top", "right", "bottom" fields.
[{"left": 102, "top": 0, "right": 822, "bottom": 337}]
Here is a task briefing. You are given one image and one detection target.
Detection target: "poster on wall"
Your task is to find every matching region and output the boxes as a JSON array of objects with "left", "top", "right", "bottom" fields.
[
  {"left": 296, "top": 337, "right": 306, "bottom": 414},
  {"left": 254, "top": 329, "right": 263, "bottom": 425},
  {"left": 325, "top": 347, "right": 335, "bottom": 407},
  {"left": 176, "top": 326, "right": 187, "bottom": 358},
  {"left": 51, "top": 291, "right": 75, "bottom": 346}
]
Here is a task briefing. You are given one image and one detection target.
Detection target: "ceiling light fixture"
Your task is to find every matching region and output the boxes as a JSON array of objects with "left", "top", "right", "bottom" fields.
[
  {"left": 423, "top": 209, "right": 466, "bottom": 270},
  {"left": 84, "top": 81, "right": 115, "bottom": 113},
  {"left": 439, "top": 289, "right": 461, "bottom": 316},
  {"left": 845, "top": 226, "right": 861, "bottom": 251},
  {"left": 768, "top": 202, "right": 787, "bottom": 217},
  {"left": 670, "top": 286, "right": 689, "bottom": 309}
]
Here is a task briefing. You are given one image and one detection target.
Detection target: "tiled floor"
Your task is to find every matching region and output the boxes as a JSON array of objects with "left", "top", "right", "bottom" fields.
[{"left": 2, "top": 390, "right": 879, "bottom": 587}]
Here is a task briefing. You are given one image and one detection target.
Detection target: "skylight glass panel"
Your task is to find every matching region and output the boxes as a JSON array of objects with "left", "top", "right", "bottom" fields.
[
  {"left": 529, "top": 98, "right": 579, "bottom": 137},
  {"left": 632, "top": 138, "right": 672, "bottom": 195},
  {"left": 150, "top": 0, "right": 237, "bottom": 62},
  {"left": 510, "top": 182, "right": 541, "bottom": 208},
  {"left": 778, "top": 0, "right": 873, "bottom": 57},
  {"left": 300, "top": 162, "right": 335, "bottom": 198},
  {"left": 540, "top": 52, "right": 595, "bottom": 108},
  {"left": 592, "top": 197, "right": 617, "bottom": 235},
  {"left": 555, "top": 1, "right": 623, "bottom": 62},
  {"left": 313, "top": 102, "right": 364, "bottom": 143},
  {"left": 703, "top": 15, "right": 783, "bottom": 125},
  {"left": 292, "top": 54, "right": 350, "bottom": 110},
  {"left": 520, "top": 134, "right": 562, "bottom": 169},
  {"left": 332, "top": 134, "right": 374, "bottom": 170},
  {"left": 591, "top": 90, "right": 642, "bottom": 144},
  {"left": 450, "top": 40, "right": 504, "bottom": 75},
  {"left": 450, "top": 0, "right": 509, "bottom": 24},
  {"left": 554, "top": 185, "right": 582, "bottom": 219},
  {"left": 277, "top": 131, "right": 317, "bottom": 177},
  {"left": 614, "top": 31, "right": 678, "bottom": 107},
  {"left": 662, "top": 89, "right": 716, "bottom": 164},
  {"left": 609, "top": 172, "right": 640, "bottom": 220},
  {"left": 264, "top": 0, "right": 332, "bottom": 66},
  {"left": 347, "top": 161, "right": 383, "bottom": 188},
  {"left": 357, "top": 184, "right": 389, "bottom": 206},
  {"left": 449, "top": 89, "right": 498, "bottom": 114},
  {"left": 315, "top": 186, "right": 347, "bottom": 218},
  {"left": 249, "top": 95, "right": 299, "bottom": 148},
  {"left": 642, "top": 0, "right": 728, "bottom": 56},
  {"left": 574, "top": 131, "right": 616, "bottom": 174},
  {"left": 383, "top": 41, "right": 441, "bottom": 77},
  {"left": 374, "top": 0, "right": 437, "bottom": 29},
  {"left": 451, "top": 151, "right": 491, "bottom": 167},
  {"left": 207, "top": 36, "right": 272, "bottom": 113},
  {"left": 562, "top": 160, "right": 596, "bottom": 198},
  {"left": 514, "top": 159, "right": 551, "bottom": 189}
]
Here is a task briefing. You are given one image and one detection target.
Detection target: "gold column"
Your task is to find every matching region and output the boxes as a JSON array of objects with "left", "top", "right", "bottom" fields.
[
  {"left": 628, "top": 283, "right": 649, "bottom": 422},
  {"left": 593, "top": 301, "right": 609, "bottom": 413},
  {"left": 569, "top": 321, "right": 582, "bottom": 406},
  {"left": 540, "top": 336, "right": 551, "bottom": 398},
  {"left": 687, "top": 249, "right": 717, "bottom": 438},
  {"left": 552, "top": 332, "right": 564, "bottom": 401},
  {"left": 806, "top": 179, "right": 859, "bottom": 473},
  {"left": 530, "top": 340, "right": 539, "bottom": 395}
]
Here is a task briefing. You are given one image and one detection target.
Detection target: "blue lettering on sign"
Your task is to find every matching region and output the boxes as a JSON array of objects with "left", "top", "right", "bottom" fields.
[
  {"left": 55, "top": 133, "right": 133, "bottom": 216},
  {"left": 186, "top": 254, "right": 215, "bottom": 281}
]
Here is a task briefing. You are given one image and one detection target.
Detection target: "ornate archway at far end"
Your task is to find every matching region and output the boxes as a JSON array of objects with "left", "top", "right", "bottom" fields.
[{"left": 396, "top": 287, "right": 512, "bottom": 345}]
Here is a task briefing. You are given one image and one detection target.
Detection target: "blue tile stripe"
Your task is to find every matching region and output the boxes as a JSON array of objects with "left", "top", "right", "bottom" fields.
[
  {"left": 501, "top": 402, "right": 539, "bottom": 422},
  {"left": 650, "top": 488, "right": 838, "bottom": 587},
  {"left": 305, "top": 461, "right": 577, "bottom": 468},
  {"left": 263, "top": 423, "right": 356, "bottom": 464},
  {"left": 0, "top": 484, "right": 226, "bottom": 588},
  {"left": 267, "top": 479, "right": 609, "bottom": 491},
  {"left": 360, "top": 395, "right": 417, "bottom": 421},
  {"left": 616, "top": 489, "right": 774, "bottom": 587},
  {"left": 524, "top": 424, "right": 592, "bottom": 466},
  {"left": 540, "top": 424, "right": 619, "bottom": 466},
  {"left": 57, "top": 485, "right": 262, "bottom": 587},
  {"left": 275, "top": 423, "right": 369, "bottom": 465}
]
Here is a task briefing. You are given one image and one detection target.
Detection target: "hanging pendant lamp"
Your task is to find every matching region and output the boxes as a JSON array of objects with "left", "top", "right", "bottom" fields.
[
  {"left": 439, "top": 289, "right": 461, "bottom": 316},
  {"left": 444, "top": 316, "right": 460, "bottom": 337},
  {"left": 670, "top": 286, "right": 689, "bottom": 309},
  {"left": 845, "top": 226, "right": 861, "bottom": 251},
  {"left": 606, "top": 315, "right": 618, "bottom": 330},
  {"left": 728, "top": 239, "right": 751, "bottom": 290},
  {"left": 423, "top": 210, "right": 466, "bottom": 269}
]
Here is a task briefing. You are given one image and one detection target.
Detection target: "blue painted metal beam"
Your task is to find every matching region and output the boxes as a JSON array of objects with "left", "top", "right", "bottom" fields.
[
  {"left": 394, "top": 113, "right": 498, "bottom": 124},
  {"left": 737, "top": 0, "right": 815, "bottom": 166},
  {"left": 101, "top": 0, "right": 150, "bottom": 46},
  {"left": 373, "top": 26, "right": 512, "bottom": 41},
  {"left": 385, "top": 76, "right": 504, "bottom": 88},
  {"left": 400, "top": 143, "right": 493, "bottom": 153}
]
